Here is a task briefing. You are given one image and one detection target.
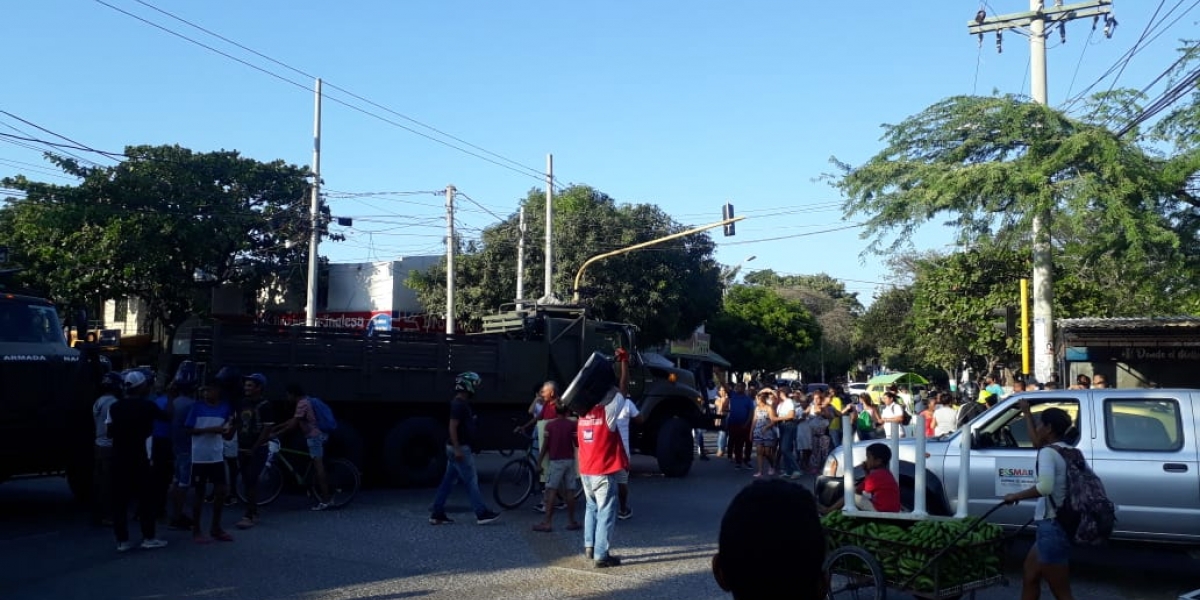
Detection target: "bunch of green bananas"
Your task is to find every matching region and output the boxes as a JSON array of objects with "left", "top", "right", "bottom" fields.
[{"left": 820, "top": 513, "right": 1005, "bottom": 592}]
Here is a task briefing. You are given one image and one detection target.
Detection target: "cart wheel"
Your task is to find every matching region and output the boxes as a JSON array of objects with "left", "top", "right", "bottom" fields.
[{"left": 824, "top": 545, "right": 886, "bottom": 600}]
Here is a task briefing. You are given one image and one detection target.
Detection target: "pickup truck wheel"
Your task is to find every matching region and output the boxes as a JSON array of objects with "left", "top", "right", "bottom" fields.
[
  {"left": 655, "top": 417, "right": 694, "bottom": 478},
  {"left": 383, "top": 417, "right": 445, "bottom": 488}
]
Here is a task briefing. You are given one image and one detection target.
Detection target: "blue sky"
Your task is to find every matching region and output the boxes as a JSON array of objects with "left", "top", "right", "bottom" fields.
[{"left": 2, "top": 1, "right": 1195, "bottom": 304}]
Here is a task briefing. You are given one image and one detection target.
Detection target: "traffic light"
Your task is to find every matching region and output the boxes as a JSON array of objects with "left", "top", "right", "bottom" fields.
[
  {"left": 992, "top": 306, "right": 1017, "bottom": 338},
  {"left": 722, "top": 203, "right": 735, "bottom": 236}
]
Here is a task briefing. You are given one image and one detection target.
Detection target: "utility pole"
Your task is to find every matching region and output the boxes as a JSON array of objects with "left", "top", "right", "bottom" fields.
[
  {"left": 968, "top": 0, "right": 1113, "bottom": 384},
  {"left": 516, "top": 206, "right": 526, "bottom": 311},
  {"left": 445, "top": 184, "right": 456, "bottom": 335},
  {"left": 304, "top": 77, "right": 323, "bottom": 327},
  {"left": 541, "top": 154, "right": 557, "bottom": 304}
]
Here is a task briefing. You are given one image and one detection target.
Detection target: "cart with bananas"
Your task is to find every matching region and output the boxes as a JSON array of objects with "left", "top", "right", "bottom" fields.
[{"left": 820, "top": 416, "right": 1012, "bottom": 600}]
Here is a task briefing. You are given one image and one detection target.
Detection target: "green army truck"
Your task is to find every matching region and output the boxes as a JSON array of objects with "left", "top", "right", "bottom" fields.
[{"left": 186, "top": 304, "right": 706, "bottom": 487}]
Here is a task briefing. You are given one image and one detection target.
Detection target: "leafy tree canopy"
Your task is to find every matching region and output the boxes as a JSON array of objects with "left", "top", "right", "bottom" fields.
[
  {"left": 407, "top": 185, "right": 722, "bottom": 345},
  {"left": 0, "top": 145, "right": 312, "bottom": 331},
  {"left": 707, "top": 285, "right": 819, "bottom": 374}
]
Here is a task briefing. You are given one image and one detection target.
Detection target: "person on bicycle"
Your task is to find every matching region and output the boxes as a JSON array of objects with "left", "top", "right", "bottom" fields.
[
  {"left": 234, "top": 373, "right": 275, "bottom": 529},
  {"left": 429, "top": 372, "right": 501, "bottom": 525},
  {"left": 271, "top": 384, "right": 333, "bottom": 511},
  {"left": 713, "top": 479, "right": 826, "bottom": 600}
]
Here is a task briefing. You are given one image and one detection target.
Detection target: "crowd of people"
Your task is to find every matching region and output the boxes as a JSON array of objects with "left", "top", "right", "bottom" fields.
[{"left": 92, "top": 362, "right": 330, "bottom": 552}]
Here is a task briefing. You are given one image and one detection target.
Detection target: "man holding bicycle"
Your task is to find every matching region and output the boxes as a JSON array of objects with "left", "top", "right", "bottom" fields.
[{"left": 272, "top": 384, "right": 332, "bottom": 511}]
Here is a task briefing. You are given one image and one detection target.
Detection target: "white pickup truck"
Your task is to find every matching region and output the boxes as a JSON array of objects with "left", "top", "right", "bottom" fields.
[{"left": 815, "top": 388, "right": 1200, "bottom": 545}]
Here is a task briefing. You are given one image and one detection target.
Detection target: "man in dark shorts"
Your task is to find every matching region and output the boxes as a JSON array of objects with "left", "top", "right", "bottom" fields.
[{"left": 186, "top": 380, "right": 235, "bottom": 543}]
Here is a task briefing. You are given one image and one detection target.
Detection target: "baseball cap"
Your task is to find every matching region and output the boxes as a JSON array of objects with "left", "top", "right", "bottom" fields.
[
  {"left": 123, "top": 370, "right": 148, "bottom": 389},
  {"left": 245, "top": 373, "right": 268, "bottom": 387}
]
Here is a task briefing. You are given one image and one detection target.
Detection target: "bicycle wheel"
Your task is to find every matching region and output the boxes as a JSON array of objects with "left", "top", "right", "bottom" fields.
[
  {"left": 824, "top": 545, "right": 886, "bottom": 600},
  {"left": 320, "top": 459, "right": 362, "bottom": 509},
  {"left": 492, "top": 458, "right": 535, "bottom": 509},
  {"left": 236, "top": 463, "right": 284, "bottom": 506}
]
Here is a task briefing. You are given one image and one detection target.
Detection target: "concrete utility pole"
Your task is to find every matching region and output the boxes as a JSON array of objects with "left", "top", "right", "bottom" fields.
[
  {"left": 304, "top": 78, "right": 323, "bottom": 327},
  {"left": 445, "top": 184, "right": 456, "bottom": 335},
  {"left": 541, "top": 154, "right": 557, "bottom": 304},
  {"left": 968, "top": 0, "right": 1113, "bottom": 384},
  {"left": 516, "top": 206, "right": 526, "bottom": 311}
]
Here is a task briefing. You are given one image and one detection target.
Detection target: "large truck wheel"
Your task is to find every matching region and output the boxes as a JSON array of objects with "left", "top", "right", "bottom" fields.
[
  {"left": 655, "top": 416, "right": 694, "bottom": 478},
  {"left": 327, "top": 422, "right": 366, "bottom": 471},
  {"left": 383, "top": 417, "right": 446, "bottom": 488}
]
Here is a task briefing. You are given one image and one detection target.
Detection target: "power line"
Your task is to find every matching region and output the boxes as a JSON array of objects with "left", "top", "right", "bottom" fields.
[
  {"left": 93, "top": 0, "right": 548, "bottom": 183},
  {"left": 721, "top": 223, "right": 866, "bottom": 246}
]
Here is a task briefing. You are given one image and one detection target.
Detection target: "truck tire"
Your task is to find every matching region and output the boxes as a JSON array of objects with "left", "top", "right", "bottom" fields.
[
  {"left": 327, "top": 422, "right": 366, "bottom": 471},
  {"left": 655, "top": 416, "right": 694, "bottom": 478},
  {"left": 383, "top": 417, "right": 445, "bottom": 488}
]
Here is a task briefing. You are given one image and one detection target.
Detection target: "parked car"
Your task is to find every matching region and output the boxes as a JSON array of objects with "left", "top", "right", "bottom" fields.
[
  {"left": 815, "top": 389, "right": 1200, "bottom": 545},
  {"left": 846, "top": 382, "right": 869, "bottom": 396}
]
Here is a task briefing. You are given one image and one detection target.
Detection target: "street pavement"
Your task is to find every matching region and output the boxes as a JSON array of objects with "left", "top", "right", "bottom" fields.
[{"left": 1, "top": 445, "right": 1197, "bottom": 600}]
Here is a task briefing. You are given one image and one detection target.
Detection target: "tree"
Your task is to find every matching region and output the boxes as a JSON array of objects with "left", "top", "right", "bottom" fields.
[
  {"left": 0, "top": 145, "right": 312, "bottom": 337},
  {"left": 831, "top": 94, "right": 1188, "bottom": 266},
  {"left": 855, "top": 285, "right": 918, "bottom": 374},
  {"left": 707, "top": 285, "right": 819, "bottom": 374},
  {"left": 742, "top": 269, "right": 864, "bottom": 379},
  {"left": 407, "top": 185, "right": 723, "bottom": 345}
]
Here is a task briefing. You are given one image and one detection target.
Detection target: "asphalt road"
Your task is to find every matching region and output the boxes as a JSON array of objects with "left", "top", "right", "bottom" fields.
[{"left": 1, "top": 447, "right": 1197, "bottom": 600}]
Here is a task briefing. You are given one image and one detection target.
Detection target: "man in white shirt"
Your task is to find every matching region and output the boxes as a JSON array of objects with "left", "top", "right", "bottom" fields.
[
  {"left": 614, "top": 357, "right": 642, "bottom": 520},
  {"left": 879, "top": 392, "right": 907, "bottom": 439}
]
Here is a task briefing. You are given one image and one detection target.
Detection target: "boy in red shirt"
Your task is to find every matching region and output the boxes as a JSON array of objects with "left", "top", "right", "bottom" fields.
[
  {"left": 533, "top": 402, "right": 580, "bottom": 532},
  {"left": 821, "top": 442, "right": 901, "bottom": 513}
]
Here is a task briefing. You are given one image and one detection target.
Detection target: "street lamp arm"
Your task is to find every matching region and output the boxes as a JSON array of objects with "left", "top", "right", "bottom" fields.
[{"left": 571, "top": 216, "right": 745, "bottom": 303}]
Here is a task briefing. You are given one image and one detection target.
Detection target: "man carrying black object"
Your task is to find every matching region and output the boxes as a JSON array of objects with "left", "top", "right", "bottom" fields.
[
  {"left": 713, "top": 480, "right": 825, "bottom": 600},
  {"left": 429, "top": 372, "right": 501, "bottom": 525}
]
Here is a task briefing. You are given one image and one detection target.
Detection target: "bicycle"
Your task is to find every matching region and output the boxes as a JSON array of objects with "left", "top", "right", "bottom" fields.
[
  {"left": 492, "top": 431, "right": 583, "bottom": 510},
  {"left": 236, "top": 439, "right": 361, "bottom": 509}
]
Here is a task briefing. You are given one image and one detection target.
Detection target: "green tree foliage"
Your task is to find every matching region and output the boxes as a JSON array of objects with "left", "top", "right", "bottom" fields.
[
  {"left": 0, "top": 145, "right": 312, "bottom": 332},
  {"left": 707, "top": 285, "right": 819, "bottom": 374},
  {"left": 855, "top": 285, "right": 918, "bottom": 373},
  {"left": 831, "top": 94, "right": 1187, "bottom": 265},
  {"left": 407, "top": 185, "right": 722, "bottom": 345},
  {"left": 742, "top": 269, "right": 864, "bottom": 379}
]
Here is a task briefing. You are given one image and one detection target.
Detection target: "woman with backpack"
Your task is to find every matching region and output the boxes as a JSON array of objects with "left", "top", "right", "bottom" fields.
[{"left": 1002, "top": 400, "right": 1076, "bottom": 600}]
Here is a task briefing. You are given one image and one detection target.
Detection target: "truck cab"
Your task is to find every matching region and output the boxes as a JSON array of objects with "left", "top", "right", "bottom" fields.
[
  {"left": 0, "top": 292, "right": 98, "bottom": 497},
  {"left": 817, "top": 389, "right": 1200, "bottom": 544}
]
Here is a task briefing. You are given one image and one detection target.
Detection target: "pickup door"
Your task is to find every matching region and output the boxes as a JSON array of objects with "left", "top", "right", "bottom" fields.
[
  {"left": 1090, "top": 392, "right": 1200, "bottom": 543},
  {"left": 942, "top": 395, "right": 1086, "bottom": 529}
]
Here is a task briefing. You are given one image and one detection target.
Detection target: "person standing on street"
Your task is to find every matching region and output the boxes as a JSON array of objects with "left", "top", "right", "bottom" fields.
[
  {"left": 187, "top": 379, "right": 235, "bottom": 544},
  {"left": 235, "top": 373, "right": 275, "bottom": 529},
  {"left": 271, "top": 384, "right": 333, "bottom": 511},
  {"left": 577, "top": 349, "right": 631, "bottom": 568},
  {"left": 429, "top": 372, "right": 501, "bottom": 525},
  {"left": 613, "top": 354, "right": 642, "bottom": 520},
  {"left": 91, "top": 371, "right": 122, "bottom": 528},
  {"left": 108, "top": 370, "right": 169, "bottom": 552},
  {"left": 726, "top": 383, "right": 754, "bottom": 469}
]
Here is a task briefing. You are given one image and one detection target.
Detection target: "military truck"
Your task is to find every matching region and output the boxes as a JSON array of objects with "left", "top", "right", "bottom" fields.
[
  {"left": 0, "top": 290, "right": 104, "bottom": 499},
  {"left": 186, "top": 304, "right": 706, "bottom": 487}
]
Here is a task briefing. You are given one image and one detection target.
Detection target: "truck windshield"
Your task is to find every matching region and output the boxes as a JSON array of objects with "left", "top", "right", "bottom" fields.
[{"left": 0, "top": 299, "right": 66, "bottom": 345}]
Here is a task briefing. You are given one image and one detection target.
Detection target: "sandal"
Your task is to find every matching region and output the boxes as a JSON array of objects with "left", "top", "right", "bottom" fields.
[
  {"left": 212, "top": 531, "right": 234, "bottom": 542},
  {"left": 566, "top": 522, "right": 582, "bottom": 531},
  {"left": 235, "top": 516, "right": 257, "bottom": 530},
  {"left": 193, "top": 535, "right": 213, "bottom": 545},
  {"left": 531, "top": 523, "right": 553, "bottom": 533}
]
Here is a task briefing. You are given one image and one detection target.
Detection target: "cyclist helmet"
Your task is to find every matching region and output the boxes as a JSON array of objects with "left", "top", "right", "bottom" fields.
[{"left": 455, "top": 371, "right": 481, "bottom": 395}]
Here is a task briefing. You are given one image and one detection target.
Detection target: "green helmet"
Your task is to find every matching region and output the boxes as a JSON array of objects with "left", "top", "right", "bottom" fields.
[{"left": 455, "top": 371, "right": 481, "bottom": 395}]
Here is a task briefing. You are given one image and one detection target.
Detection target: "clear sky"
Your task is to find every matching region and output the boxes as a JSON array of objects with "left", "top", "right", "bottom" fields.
[{"left": 2, "top": 1, "right": 1195, "bottom": 304}]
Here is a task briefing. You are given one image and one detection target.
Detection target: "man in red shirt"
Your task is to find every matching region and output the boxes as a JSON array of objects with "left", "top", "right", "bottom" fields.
[
  {"left": 576, "top": 349, "right": 631, "bottom": 568},
  {"left": 821, "top": 442, "right": 901, "bottom": 514}
]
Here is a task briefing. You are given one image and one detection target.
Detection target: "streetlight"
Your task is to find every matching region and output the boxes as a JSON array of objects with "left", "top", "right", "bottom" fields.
[{"left": 723, "top": 255, "right": 757, "bottom": 297}]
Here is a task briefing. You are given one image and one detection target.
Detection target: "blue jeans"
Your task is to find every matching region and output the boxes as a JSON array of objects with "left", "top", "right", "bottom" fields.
[
  {"left": 431, "top": 445, "right": 489, "bottom": 518},
  {"left": 582, "top": 473, "right": 618, "bottom": 560},
  {"left": 693, "top": 429, "right": 707, "bottom": 454},
  {"left": 778, "top": 422, "right": 800, "bottom": 474},
  {"left": 716, "top": 429, "right": 728, "bottom": 454}
]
